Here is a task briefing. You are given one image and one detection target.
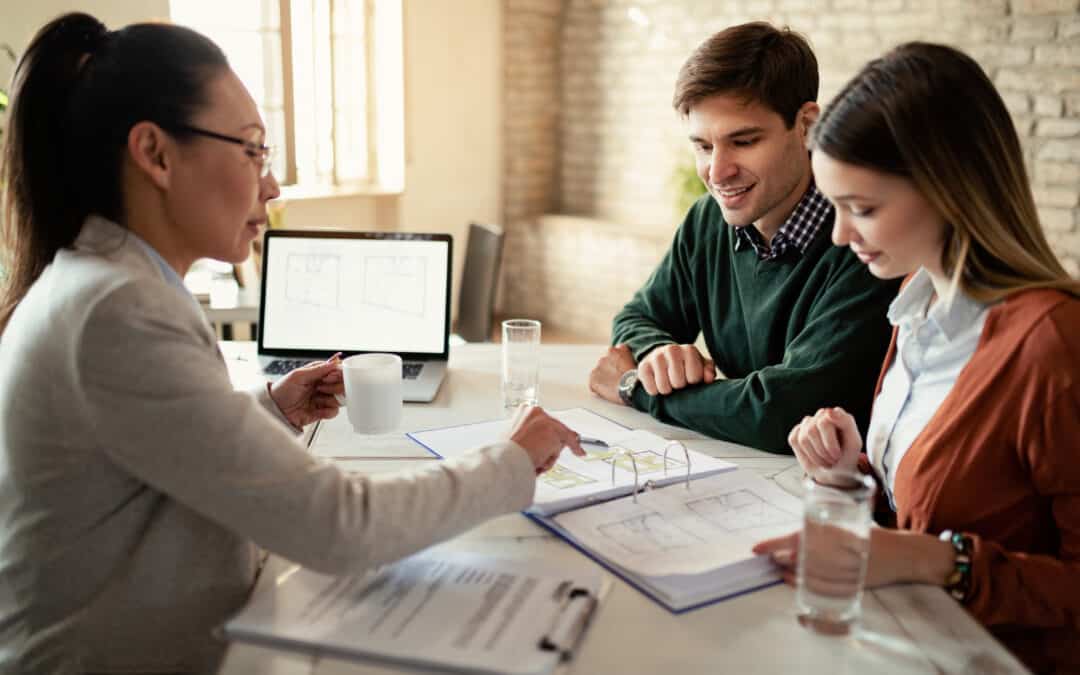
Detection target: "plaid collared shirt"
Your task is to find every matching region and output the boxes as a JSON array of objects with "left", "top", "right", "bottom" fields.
[{"left": 733, "top": 182, "right": 833, "bottom": 261}]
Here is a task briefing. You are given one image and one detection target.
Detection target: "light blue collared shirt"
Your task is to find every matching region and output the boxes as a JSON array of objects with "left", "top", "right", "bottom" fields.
[
  {"left": 865, "top": 269, "right": 993, "bottom": 510},
  {"left": 127, "top": 232, "right": 193, "bottom": 298}
]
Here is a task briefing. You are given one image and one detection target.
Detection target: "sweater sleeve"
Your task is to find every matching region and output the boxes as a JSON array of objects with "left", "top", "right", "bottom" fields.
[
  {"left": 630, "top": 256, "right": 896, "bottom": 453},
  {"left": 75, "top": 281, "right": 537, "bottom": 576},
  {"left": 611, "top": 217, "right": 701, "bottom": 358},
  {"left": 965, "top": 382, "right": 1080, "bottom": 628}
]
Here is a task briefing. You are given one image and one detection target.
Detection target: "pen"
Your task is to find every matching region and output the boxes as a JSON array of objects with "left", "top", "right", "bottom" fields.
[{"left": 577, "top": 436, "right": 609, "bottom": 448}]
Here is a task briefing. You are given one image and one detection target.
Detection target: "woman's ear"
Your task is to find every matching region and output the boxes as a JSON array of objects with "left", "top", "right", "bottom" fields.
[{"left": 126, "top": 121, "right": 172, "bottom": 191}]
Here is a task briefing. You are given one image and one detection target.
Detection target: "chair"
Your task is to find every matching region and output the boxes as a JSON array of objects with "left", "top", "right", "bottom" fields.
[{"left": 453, "top": 222, "right": 505, "bottom": 343}]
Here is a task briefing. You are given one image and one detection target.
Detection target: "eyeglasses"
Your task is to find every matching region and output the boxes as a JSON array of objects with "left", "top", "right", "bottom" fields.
[{"left": 167, "top": 123, "right": 275, "bottom": 178}]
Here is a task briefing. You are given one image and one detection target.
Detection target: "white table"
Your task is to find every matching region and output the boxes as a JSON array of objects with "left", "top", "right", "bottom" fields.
[{"left": 218, "top": 343, "right": 1028, "bottom": 675}]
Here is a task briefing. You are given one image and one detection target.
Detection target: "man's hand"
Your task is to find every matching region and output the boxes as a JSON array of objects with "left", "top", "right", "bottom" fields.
[
  {"left": 638, "top": 344, "right": 715, "bottom": 396},
  {"left": 269, "top": 356, "right": 345, "bottom": 429},
  {"left": 588, "top": 344, "right": 636, "bottom": 404}
]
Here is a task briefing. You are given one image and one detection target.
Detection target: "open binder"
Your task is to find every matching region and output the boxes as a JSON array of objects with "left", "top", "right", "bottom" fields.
[
  {"left": 409, "top": 409, "right": 804, "bottom": 613},
  {"left": 408, "top": 408, "right": 740, "bottom": 516},
  {"left": 224, "top": 549, "right": 604, "bottom": 675}
]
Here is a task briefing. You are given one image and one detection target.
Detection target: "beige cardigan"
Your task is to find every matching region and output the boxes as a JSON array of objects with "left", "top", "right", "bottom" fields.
[{"left": 0, "top": 217, "right": 536, "bottom": 674}]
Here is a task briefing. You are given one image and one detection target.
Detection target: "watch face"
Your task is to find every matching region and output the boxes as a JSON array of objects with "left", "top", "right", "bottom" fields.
[{"left": 618, "top": 370, "right": 638, "bottom": 403}]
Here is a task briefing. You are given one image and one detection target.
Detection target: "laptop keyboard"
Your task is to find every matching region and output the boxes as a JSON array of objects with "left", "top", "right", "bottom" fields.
[
  {"left": 265, "top": 359, "right": 423, "bottom": 380},
  {"left": 265, "top": 359, "right": 313, "bottom": 375}
]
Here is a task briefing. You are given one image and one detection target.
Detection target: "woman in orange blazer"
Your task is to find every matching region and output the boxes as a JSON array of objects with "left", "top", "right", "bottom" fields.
[{"left": 753, "top": 43, "right": 1080, "bottom": 674}]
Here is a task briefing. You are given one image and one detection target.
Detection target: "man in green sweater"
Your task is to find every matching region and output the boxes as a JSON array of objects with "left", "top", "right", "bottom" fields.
[{"left": 588, "top": 22, "right": 899, "bottom": 454}]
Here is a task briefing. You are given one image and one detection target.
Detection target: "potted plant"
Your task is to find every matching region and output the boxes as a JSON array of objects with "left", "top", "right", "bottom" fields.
[
  {"left": 670, "top": 156, "right": 707, "bottom": 218},
  {"left": 0, "top": 44, "right": 14, "bottom": 146},
  {"left": 0, "top": 44, "right": 14, "bottom": 285}
]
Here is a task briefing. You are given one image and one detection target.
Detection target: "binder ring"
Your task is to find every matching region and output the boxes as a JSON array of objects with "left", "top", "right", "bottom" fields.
[
  {"left": 609, "top": 445, "right": 641, "bottom": 503},
  {"left": 663, "top": 440, "right": 692, "bottom": 490}
]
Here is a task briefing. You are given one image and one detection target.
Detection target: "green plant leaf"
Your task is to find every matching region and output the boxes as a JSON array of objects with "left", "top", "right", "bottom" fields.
[{"left": 670, "top": 158, "right": 707, "bottom": 216}]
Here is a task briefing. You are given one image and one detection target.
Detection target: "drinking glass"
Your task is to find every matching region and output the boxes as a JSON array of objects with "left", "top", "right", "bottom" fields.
[
  {"left": 796, "top": 469, "right": 876, "bottom": 635},
  {"left": 501, "top": 319, "right": 541, "bottom": 414}
]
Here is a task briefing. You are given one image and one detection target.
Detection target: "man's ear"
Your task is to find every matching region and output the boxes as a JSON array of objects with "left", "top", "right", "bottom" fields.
[
  {"left": 797, "top": 102, "right": 821, "bottom": 139},
  {"left": 127, "top": 121, "right": 173, "bottom": 191}
]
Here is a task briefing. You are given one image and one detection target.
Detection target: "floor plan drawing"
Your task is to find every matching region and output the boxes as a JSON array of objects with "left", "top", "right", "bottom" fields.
[
  {"left": 540, "top": 464, "right": 597, "bottom": 490},
  {"left": 582, "top": 449, "right": 685, "bottom": 476},
  {"left": 363, "top": 256, "right": 427, "bottom": 317},
  {"left": 686, "top": 489, "right": 798, "bottom": 532},
  {"left": 596, "top": 512, "right": 702, "bottom": 555},
  {"left": 286, "top": 253, "right": 342, "bottom": 309}
]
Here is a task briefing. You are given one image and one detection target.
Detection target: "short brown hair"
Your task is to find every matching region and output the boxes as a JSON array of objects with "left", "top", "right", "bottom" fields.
[{"left": 672, "top": 22, "right": 818, "bottom": 128}]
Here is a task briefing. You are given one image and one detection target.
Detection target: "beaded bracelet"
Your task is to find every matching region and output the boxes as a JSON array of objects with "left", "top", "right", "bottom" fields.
[{"left": 939, "top": 529, "right": 973, "bottom": 602}]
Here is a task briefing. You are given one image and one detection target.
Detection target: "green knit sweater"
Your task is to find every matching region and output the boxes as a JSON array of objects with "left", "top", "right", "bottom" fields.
[{"left": 613, "top": 195, "right": 900, "bottom": 454}]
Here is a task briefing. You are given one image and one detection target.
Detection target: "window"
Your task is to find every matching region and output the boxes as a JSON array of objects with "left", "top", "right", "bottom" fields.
[{"left": 169, "top": 0, "right": 404, "bottom": 192}]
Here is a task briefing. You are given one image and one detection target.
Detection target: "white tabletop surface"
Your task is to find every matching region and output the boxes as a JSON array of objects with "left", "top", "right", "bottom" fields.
[{"left": 216, "top": 342, "right": 1028, "bottom": 675}]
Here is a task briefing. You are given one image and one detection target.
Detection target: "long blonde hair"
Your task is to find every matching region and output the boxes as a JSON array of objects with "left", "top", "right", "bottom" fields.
[{"left": 811, "top": 42, "right": 1079, "bottom": 303}]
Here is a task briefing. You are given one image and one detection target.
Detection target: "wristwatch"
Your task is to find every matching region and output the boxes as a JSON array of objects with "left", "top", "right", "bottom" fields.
[{"left": 617, "top": 369, "right": 639, "bottom": 406}]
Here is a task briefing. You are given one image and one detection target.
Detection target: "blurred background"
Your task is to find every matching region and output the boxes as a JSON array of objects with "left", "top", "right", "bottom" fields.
[{"left": 1, "top": 0, "right": 1077, "bottom": 342}]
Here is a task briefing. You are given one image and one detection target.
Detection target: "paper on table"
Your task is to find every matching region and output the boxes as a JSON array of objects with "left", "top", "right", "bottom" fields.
[
  {"left": 225, "top": 549, "right": 602, "bottom": 675},
  {"left": 552, "top": 470, "right": 802, "bottom": 576},
  {"left": 310, "top": 414, "right": 434, "bottom": 459},
  {"left": 409, "top": 408, "right": 631, "bottom": 459}
]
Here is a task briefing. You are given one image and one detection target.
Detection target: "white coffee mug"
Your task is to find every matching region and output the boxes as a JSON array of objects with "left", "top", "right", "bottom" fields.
[{"left": 337, "top": 353, "right": 403, "bottom": 434}]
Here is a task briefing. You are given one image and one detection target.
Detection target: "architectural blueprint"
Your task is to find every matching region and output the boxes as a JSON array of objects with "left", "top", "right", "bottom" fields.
[
  {"left": 363, "top": 256, "right": 427, "bottom": 317},
  {"left": 286, "top": 253, "right": 341, "bottom": 309},
  {"left": 552, "top": 470, "right": 803, "bottom": 576}
]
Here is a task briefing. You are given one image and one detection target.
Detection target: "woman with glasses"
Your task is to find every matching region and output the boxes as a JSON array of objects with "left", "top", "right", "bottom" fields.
[
  {"left": 0, "top": 13, "right": 583, "bottom": 673},
  {"left": 753, "top": 43, "right": 1080, "bottom": 673}
]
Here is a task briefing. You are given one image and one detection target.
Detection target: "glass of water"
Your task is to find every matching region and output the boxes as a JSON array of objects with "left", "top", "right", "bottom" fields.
[
  {"left": 501, "top": 319, "right": 541, "bottom": 414},
  {"left": 796, "top": 469, "right": 877, "bottom": 636}
]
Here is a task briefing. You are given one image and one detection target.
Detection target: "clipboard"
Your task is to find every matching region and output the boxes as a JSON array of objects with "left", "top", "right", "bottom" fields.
[{"left": 224, "top": 549, "right": 606, "bottom": 675}]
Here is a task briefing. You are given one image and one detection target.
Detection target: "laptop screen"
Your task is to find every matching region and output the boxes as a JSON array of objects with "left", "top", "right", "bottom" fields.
[{"left": 258, "top": 230, "right": 452, "bottom": 358}]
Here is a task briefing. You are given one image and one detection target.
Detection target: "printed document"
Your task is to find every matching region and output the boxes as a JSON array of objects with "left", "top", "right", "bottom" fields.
[{"left": 226, "top": 550, "right": 603, "bottom": 675}]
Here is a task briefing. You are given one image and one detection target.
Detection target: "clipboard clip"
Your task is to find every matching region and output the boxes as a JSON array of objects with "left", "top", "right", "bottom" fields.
[{"left": 538, "top": 586, "right": 598, "bottom": 661}]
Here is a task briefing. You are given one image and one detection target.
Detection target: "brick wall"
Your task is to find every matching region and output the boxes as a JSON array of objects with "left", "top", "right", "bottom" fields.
[{"left": 502, "top": 0, "right": 1080, "bottom": 341}]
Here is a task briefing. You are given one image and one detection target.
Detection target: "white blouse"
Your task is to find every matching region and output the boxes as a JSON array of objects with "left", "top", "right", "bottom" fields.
[{"left": 865, "top": 269, "right": 992, "bottom": 509}]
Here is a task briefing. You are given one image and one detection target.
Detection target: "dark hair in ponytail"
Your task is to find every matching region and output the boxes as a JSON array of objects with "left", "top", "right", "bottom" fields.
[{"left": 0, "top": 12, "right": 227, "bottom": 330}]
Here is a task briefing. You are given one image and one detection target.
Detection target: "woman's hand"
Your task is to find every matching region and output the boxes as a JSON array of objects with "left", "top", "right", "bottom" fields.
[
  {"left": 508, "top": 405, "right": 586, "bottom": 474},
  {"left": 269, "top": 355, "right": 345, "bottom": 429},
  {"left": 752, "top": 527, "right": 955, "bottom": 589},
  {"left": 788, "top": 407, "right": 863, "bottom": 476}
]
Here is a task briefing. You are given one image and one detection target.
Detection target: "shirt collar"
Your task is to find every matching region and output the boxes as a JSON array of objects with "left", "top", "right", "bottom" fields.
[
  {"left": 733, "top": 181, "right": 832, "bottom": 260},
  {"left": 886, "top": 268, "right": 990, "bottom": 341},
  {"left": 127, "top": 231, "right": 189, "bottom": 295}
]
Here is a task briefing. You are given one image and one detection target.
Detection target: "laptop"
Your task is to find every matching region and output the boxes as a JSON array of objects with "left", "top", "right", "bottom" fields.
[{"left": 256, "top": 229, "right": 452, "bottom": 402}]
